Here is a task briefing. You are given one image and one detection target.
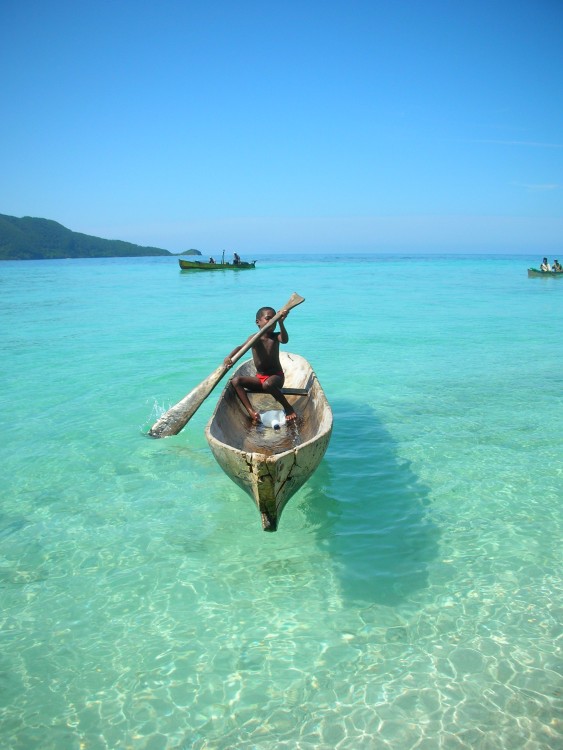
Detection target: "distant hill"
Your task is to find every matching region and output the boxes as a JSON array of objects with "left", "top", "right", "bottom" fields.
[{"left": 0, "top": 213, "right": 175, "bottom": 260}]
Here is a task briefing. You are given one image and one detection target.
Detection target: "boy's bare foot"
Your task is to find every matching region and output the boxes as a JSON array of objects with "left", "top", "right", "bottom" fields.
[{"left": 285, "top": 410, "right": 297, "bottom": 423}]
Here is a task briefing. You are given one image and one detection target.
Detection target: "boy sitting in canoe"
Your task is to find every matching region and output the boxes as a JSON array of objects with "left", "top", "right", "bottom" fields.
[{"left": 224, "top": 306, "right": 297, "bottom": 425}]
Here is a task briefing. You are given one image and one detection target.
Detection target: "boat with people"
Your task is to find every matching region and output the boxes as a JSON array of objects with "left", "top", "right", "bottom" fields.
[
  {"left": 179, "top": 258, "right": 256, "bottom": 270},
  {"left": 179, "top": 251, "right": 256, "bottom": 271},
  {"left": 205, "top": 352, "right": 332, "bottom": 532},
  {"left": 528, "top": 268, "right": 563, "bottom": 278}
]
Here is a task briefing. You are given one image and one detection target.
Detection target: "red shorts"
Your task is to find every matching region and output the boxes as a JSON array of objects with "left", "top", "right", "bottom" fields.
[{"left": 257, "top": 371, "right": 283, "bottom": 385}]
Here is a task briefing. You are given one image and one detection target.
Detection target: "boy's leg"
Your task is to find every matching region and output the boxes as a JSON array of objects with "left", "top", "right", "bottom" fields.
[
  {"left": 261, "top": 375, "right": 297, "bottom": 422},
  {"left": 231, "top": 376, "right": 261, "bottom": 423}
]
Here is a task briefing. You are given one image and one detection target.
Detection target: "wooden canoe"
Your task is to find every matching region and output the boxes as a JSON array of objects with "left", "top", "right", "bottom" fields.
[
  {"left": 205, "top": 352, "right": 332, "bottom": 532},
  {"left": 528, "top": 267, "right": 563, "bottom": 277},
  {"left": 179, "top": 259, "right": 256, "bottom": 270}
]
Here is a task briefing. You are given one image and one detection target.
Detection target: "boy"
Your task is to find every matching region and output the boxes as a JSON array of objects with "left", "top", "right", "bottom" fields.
[{"left": 224, "top": 306, "right": 297, "bottom": 424}]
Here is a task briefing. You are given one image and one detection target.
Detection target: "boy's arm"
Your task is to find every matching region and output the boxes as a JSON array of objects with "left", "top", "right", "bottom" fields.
[
  {"left": 224, "top": 345, "right": 241, "bottom": 366},
  {"left": 224, "top": 335, "right": 252, "bottom": 367},
  {"left": 277, "top": 309, "right": 289, "bottom": 344}
]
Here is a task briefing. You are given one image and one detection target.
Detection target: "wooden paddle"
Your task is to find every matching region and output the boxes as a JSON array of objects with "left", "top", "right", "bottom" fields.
[{"left": 148, "top": 292, "right": 305, "bottom": 438}]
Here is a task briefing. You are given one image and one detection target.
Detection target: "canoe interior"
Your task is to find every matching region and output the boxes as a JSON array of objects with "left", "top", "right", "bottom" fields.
[
  {"left": 208, "top": 353, "right": 330, "bottom": 454},
  {"left": 205, "top": 352, "right": 332, "bottom": 530}
]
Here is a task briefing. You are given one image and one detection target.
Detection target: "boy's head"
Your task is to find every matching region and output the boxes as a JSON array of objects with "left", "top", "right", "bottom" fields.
[{"left": 256, "top": 306, "right": 276, "bottom": 328}]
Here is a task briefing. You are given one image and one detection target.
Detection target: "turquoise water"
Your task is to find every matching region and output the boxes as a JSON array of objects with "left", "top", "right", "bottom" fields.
[{"left": 1, "top": 254, "right": 561, "bottom": 749}]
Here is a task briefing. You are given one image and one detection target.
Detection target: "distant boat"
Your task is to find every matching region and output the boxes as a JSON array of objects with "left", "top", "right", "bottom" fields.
[
  {"left": 179, "top": 259, "right": 256, "bottom": 270},
  {"left": 528, "top": 268, "right": 563, "bottom": 278},
  {"left": 205, "top": 352, "right": 333, "bottom": 532}
]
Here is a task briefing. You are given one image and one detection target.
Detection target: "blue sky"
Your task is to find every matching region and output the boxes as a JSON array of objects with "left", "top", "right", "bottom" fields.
[{"left": 2, "top": 0, "right": 562, "bottom": 254}]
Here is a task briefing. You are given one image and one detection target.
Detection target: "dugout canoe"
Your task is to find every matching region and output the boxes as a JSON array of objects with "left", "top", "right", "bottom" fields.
[
  {"left": 528, "top": 267, "right": 563, "bottom": 278},
  {"left": 179, "top": 259, "right": 256, "bottom": 270},
  {"left": 205, "top": 352, "right": 332, "bottom": 532}
]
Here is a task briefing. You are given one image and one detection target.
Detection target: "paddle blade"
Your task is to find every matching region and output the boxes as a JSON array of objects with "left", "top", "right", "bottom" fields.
[{"left": 148, "top": 363, "right": 227, "bottom": 438}]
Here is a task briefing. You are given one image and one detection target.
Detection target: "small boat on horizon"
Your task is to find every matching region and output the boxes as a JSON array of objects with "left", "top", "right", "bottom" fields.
[
  {"left": 179, "top": 258, "right": 256, "bottom": 270},
  {"left": 205, "top": 352, "right": 332, "bottom": 532}
]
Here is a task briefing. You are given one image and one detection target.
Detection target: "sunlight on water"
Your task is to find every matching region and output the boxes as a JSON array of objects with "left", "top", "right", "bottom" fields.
[{"left": 0, "top": 255, "right": 562, "bottom": 749}]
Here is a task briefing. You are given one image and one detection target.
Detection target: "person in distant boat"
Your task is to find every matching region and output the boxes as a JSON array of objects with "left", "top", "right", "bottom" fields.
[
  {"left": 209, "top": 257, "right": 215, "bottom": 264},
  {"left": 233, "top": 252, "right": 241, "bottom": 265},
  {"left": 552, "top": 259, "right": 562, "bottom": 272},
  {"left": 540, "top": 258, "right": 551, "bottom": 272},
  {"left": 224, "top": 306, "right": 297, "bottom": 425}
]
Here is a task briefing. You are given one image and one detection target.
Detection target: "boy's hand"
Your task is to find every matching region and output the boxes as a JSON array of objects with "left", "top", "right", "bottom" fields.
[
  {"left": 224, "top": 356, "right": 233, "bottom": 368},
  {"left": 278, "top": 308, "right": 289, "bottom": 320}
]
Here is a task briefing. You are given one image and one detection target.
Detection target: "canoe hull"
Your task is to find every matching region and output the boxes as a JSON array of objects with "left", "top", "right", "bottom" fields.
[
  {"left": 205, "top": 353, "right": 332, "bottom": 531},
  {"left": 528, "top": 267, "right": 563, "bottom": 277},
  {"left": 179, "top": 259, "right": 256, "bottom": 270}
]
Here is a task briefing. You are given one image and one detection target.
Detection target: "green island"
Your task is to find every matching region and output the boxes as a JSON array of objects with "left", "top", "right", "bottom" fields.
[{"left": 0, "top": 213, "right": 201, "bottom": 260}]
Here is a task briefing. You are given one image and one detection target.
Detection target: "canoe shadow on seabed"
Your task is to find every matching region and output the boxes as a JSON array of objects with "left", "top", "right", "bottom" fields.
[{"left": 298, "top": 399, "right": 440, "bottom": 607}]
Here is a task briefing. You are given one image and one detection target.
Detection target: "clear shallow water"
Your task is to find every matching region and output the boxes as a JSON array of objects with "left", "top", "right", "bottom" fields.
[{"left": 1, "top": 254, "right": 561, "bottom": 749}]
